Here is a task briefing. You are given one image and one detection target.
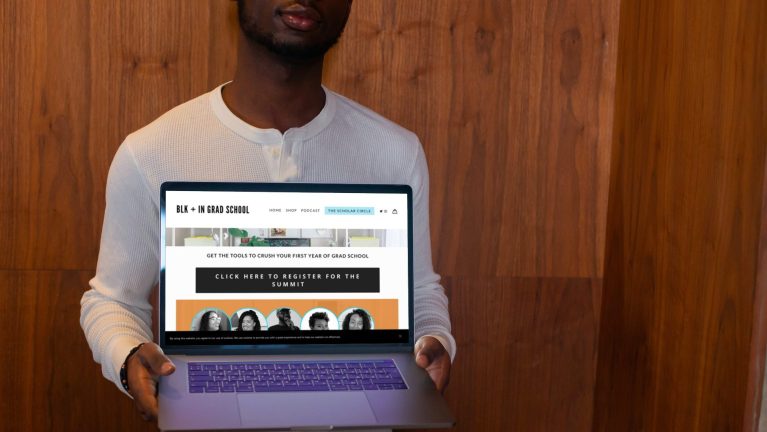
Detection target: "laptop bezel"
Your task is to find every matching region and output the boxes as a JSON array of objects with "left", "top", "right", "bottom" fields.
[{"left": 158, "top": 181, "right": 415, "bottom": 355}]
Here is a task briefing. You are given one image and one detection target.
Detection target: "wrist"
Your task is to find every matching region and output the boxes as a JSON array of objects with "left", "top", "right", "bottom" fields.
[{"left": 119, "top": 342, "right": 146, "bottom": 392}]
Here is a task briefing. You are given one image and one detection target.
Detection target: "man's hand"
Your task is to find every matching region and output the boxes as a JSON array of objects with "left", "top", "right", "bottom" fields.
[
  {"left": 127, "top": 342, "right": 176, "bottom": 421},
  {"left": 414, "top": 336, "right": 451, "bottom": 393}
]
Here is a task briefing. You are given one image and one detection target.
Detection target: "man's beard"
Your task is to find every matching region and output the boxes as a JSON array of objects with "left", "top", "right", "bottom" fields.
[{"left": 237, "top": 5, "right": 347, "bottom": 61}]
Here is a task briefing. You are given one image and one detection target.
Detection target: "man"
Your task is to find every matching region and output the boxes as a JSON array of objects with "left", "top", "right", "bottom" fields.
[
  {"left": 267, "top": 308, "right": 300, "bottom": 331},
  {"left": 80, "top": 0, "right": 454, "bottom": 422}
]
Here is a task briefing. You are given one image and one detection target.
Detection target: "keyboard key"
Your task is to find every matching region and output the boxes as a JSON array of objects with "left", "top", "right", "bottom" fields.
[
  {"left": 295, "top": 385, "right": 330, "bottom": 392},
  {"left": 373, "top": 378, "right": 404, "bottom": 385},
  {"left": 189, "top": 375, "right": 210, "bottom": 382},
  {"left": 188, "top": 360, "right": 404, "bottom": 394}
]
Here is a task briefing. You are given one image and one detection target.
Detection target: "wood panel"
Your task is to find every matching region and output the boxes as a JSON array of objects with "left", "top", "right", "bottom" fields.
[
  {"left": 0, "top": 270, "right": 155, "bottom": 431},
  {"left": 440, "top": 276, "right": 601, "bottom": 431},
  {"left": 593, "top": 0, "right": 767, "bottom": 430},
  {"left": 1, "top": 0, "right": 619, "bottom": 430},
  {"left": 326, "top": 0, "right": 618, "bottom": 278},
  {"left": 0, "top": 0, "right": 238, "bottom": 270},
  {"left": 747, "top": 140, "right": 767, "bottom": 431}
]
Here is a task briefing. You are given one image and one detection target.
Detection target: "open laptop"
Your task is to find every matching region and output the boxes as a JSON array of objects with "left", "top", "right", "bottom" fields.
[{"left": 157, "top": 182, "right": 454, "bottom": 431}]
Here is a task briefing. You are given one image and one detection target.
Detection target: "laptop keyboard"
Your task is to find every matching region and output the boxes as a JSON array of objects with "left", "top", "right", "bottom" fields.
[{"left": 187, "top": 360, "right": 408, "bottom": 393}]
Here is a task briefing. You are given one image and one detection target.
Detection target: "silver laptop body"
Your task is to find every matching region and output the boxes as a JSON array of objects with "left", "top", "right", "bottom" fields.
[{"left": 157, "top": 182, "right": 454, "bottom": 431}]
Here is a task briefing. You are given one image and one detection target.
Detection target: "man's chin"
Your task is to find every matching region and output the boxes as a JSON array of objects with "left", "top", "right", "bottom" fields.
[
  {"left": 265, "top": 40, "right": 337, "bottom": 62},
  {"left": 243, "top": 29, "right": 340, "bottom": 62}
]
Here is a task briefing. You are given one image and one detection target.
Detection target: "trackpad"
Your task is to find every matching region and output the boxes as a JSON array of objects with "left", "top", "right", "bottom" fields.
[{"left": 238, "top": 393, "right": 377, "bottom": 428}]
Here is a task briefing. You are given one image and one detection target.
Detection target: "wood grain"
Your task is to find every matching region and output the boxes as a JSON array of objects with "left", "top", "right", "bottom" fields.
[
  {"left": 0, "top": 1, "right": 237, "bottom": 270},
  {"left": 326, "top": 0, "right": 618, "bottom": 278},
  {"left": 593, "top": 0, "right": 767, "bottom": 430},
  {"left": 0, "top": 270, "right": 156, "bottom": 431},
  {"left": 440, "top": 276, "right": 602, "bottom": 432},
  {"left": 745, "top": 133, "right": 767, "bottom": 431}
]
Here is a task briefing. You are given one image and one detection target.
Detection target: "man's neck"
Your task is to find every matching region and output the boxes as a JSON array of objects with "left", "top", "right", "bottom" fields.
[{"left": 223, "top": 36, "right": 327, "bottom": 134}]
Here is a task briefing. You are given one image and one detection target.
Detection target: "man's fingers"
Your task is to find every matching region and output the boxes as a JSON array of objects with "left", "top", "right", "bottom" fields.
[
  {"left": 414, "top": 337, "right": 451, "bottom": 393},
  {"left": 127, "top": 343, "right": 173, "bottom": 421},
  {"left": 137, "top": 343, "right": 176, "bottom": 376},
  {"left": 415, "top": 351, "right": 432, "bottom": 368},
  {"left": 415, "top": 337, "right": 442, "bottom": 365},
  {"left": 130, "top": 370, "right": 159, "bottom": 421}
]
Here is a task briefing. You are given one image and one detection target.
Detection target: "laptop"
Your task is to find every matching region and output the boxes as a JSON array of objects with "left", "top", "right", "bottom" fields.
[{"left": 157, "top": 182, "right": 455, "bottom": 431}]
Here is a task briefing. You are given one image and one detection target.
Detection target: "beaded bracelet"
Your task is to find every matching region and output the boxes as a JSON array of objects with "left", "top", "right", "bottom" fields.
[{"left": 120, "top": 343, "right": 146, "bottom": 392}]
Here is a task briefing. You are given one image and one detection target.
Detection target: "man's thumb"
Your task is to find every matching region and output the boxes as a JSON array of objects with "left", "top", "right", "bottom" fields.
[{"left": 138, "top": 344, "right": 176, "bottom": 376}]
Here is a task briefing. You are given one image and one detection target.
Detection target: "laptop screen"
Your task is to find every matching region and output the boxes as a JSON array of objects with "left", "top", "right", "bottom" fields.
[{"left": 159, "top": 182, "right": 413, "bottom": 352}]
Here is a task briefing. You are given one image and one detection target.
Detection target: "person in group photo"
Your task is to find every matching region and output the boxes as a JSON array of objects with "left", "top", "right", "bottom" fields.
[
  {"left": 342, "top": 308, "right": 371, "bottom": 331},
  {"left": 268, "top": 308, "right": 300, "bottom": 331},
  {"left": 236, "top": 310, "right": 260, "bottom": 331},
  {"left": 309, "top": 311, "right": 330, "bottom": 330},
  {"left": 198, "top": 310, "right": 223, "bottom": 332}
]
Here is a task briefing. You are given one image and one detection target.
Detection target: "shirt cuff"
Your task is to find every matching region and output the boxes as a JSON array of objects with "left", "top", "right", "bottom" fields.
[{"left": 107, "top": 336, "right": 145, "bottom": 397}]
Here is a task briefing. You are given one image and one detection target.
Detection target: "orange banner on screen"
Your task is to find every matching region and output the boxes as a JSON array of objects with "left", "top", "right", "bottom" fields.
[{"left": 176, "top": 299, "right": 399, "bottom": 331}]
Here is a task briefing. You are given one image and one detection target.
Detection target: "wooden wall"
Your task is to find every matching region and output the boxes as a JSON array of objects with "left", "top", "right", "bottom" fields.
[
  {"left": 0, "top": 0, "right": 619, "bottom": 430},
  {"left": 593, "top": 0, "right": 767, "bottom": 430}
]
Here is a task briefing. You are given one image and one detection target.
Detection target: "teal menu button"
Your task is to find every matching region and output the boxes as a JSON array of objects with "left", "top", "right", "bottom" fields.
[{"left": 325, "top": 207, "right": 375, "bottom": 215}]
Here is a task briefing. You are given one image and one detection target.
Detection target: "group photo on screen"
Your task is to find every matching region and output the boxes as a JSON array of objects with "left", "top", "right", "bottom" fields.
[
  {"left": 189, "top": 306, "right": 374, "bottom": 331},
  {"left": 165, "top": 227, "right": 406, "bottom": 248}
]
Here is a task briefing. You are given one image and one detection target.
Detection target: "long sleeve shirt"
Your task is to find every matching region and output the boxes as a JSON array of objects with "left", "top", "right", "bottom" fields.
[{"left": 80, "top": 84, "right": 456, "bottom": 391}]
